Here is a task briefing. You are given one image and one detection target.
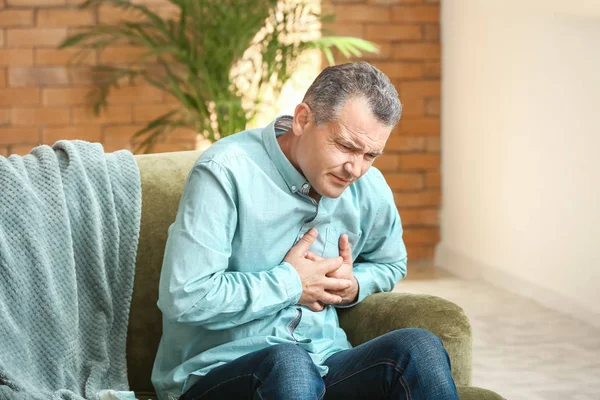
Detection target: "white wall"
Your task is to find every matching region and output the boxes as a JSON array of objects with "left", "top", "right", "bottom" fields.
[{"left": 438, "top": 0, "right": 600, "bottom": 325}]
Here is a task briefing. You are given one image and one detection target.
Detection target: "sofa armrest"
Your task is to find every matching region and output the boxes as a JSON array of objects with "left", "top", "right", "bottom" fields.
[{"left": 337, "top": 292, "right": 473, "bottom": 387}]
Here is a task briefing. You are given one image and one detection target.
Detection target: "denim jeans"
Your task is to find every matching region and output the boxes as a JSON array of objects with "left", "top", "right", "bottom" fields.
[{"left": 179, "top": 328, "right": 459, "bottom": 400}]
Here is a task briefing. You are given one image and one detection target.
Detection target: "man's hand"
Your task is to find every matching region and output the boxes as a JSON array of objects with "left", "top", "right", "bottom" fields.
[
  {"left": 283, "top": 228, "right": 353, "bottom": 312},
  {"left": 305, "top": 234, "right": 359, "bottom": 305}
]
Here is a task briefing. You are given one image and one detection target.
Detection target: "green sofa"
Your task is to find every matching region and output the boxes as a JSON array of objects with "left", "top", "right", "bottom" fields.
[{"left": 128, "top": 150, "right": 504, "bottom": 400}]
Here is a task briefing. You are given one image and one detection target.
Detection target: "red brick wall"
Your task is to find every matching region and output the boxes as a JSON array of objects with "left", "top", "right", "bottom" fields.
[
  {"left": 324, "top": 0, "right": 441, "bottom": 261},
  {"left": 0, "top": 0, "right": 196, "bottom": 155},
  {"left": 0, "top": 0, "right": 441, "bottom": 261}
]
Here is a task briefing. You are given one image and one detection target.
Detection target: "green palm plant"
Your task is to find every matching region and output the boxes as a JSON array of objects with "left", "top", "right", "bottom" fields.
[{"left": 59, "top": 0, "right": 378, "bottom": 152}]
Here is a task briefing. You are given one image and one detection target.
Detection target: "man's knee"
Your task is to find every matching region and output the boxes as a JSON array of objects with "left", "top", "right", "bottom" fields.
[
  {"left": 258, "top": 344, "right": 324, "bottom": 398},
  {"left": 383, "top": 328, "right": 448, "bottom": 362}
]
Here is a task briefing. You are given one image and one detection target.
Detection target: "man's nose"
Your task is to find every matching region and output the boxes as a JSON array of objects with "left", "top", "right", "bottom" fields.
[{"left": 344, "top": 159, "right": 361, "bottom": 179}]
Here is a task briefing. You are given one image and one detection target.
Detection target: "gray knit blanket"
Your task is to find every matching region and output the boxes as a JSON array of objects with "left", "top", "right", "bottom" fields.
[{"left": 0, "top": 141, "right": 141, "bottom": 400}]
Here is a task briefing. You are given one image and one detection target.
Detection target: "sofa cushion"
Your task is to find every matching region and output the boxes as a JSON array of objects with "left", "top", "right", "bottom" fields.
[{"left": 128, "top": 151, "right": 202, "bottom": 393}]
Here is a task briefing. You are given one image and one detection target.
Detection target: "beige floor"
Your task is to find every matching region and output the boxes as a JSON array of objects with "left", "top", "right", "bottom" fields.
[{"left": 394, "top": 266, "right": 600, "bottom": 400}]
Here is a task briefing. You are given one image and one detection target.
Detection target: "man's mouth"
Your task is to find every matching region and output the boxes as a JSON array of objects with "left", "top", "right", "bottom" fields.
[{"left": 331, "top": 174, "right": 352, "bottom": 185}]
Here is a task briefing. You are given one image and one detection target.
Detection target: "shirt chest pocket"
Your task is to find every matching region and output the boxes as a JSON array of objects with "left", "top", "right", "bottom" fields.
[{"left": 322, "top": 226, "right": 362, "bottom": 261}]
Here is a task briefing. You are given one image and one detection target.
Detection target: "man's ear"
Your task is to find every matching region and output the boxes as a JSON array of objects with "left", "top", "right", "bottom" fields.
[{"left": 292, "top": 103, "right": 311, "bottom": 137}]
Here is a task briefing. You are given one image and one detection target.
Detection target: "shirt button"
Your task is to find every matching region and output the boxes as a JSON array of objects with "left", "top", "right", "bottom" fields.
[
  {"left": 302, "top": 184, "right": 309, "bottom": 190},
  {"left": 291, "top": 185, "right": 296, "bottom": 191}
]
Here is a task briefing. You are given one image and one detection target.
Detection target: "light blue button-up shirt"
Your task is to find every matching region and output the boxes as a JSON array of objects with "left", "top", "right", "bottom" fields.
[{"left": 151, "top": 116, "right": 408, "bottom": 400}]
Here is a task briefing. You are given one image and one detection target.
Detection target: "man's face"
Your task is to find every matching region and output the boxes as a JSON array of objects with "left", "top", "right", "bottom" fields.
[{"left": 296, "top": 97, "right": 392, "bottom": 199}]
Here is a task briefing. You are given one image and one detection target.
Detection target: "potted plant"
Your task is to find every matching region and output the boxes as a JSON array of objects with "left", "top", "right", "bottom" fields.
[{"left": 60, "top": 0, "right": 377, "bottom": 152}]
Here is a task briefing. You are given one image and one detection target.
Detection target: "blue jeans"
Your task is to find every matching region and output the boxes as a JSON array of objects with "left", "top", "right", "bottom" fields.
[{"left": 179, "top": 328, "right": 459, "bottom": 400}]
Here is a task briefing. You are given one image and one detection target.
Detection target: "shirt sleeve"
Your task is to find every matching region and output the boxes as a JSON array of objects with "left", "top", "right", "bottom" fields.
[
  {"left": 157, "top": 160, "right": 303, "bottom": 330},
  {"left": 335, "top": 181, "right": 407, "bottom": 308}
]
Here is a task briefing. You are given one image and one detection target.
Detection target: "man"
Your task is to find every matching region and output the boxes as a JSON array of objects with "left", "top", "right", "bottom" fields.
[{"left": 152, "top": 62, "right": 458, "bottom": 400}]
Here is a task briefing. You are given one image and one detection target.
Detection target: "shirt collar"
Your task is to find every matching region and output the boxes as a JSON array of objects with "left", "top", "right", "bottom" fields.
[{"left": 262, "top": 116, "right": 311, "bottom": 194}]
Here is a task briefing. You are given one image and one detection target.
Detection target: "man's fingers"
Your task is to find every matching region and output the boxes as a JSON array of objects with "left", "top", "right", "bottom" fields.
[
  {"left": 321, "top": 256, "right": 344, "bottom": 272},
  {"left": 320, "top": 292, "right": 343, "bottom": 305},
  {"left": 339, "top": 234, "right": 352, "bottom": 262},
  {"left": 305, "top": 251, "right": 324, "bottom": 262},
  {"left": 308, "top": 302, "right": 324, "bottom": 312},
  {"left": 324, "top": 277, "right": 352, "bottom": 291},
  {"left": 291, "top": 228, "right": 318, "bottom": 256}
]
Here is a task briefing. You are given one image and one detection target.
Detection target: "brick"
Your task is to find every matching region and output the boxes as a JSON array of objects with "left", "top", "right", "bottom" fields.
[
  {"left": 0, "top": 68, "right": 5, "bottom": 88},
  {"left": 12, "top": 107, "right": 70, "bottom": 125},
  {"left": 425, "top": 136, "right": 439, "bottom": 152},
  {"left": 42, "top": 125, "right": 101, "bottom": 144},
  {"left": 394, "top": 189, "right": 440, "bottom": 207},
  {"left": 394, "top": 118, "right": 440, "bottom": 136},
  {"left": 35, "top": 48, "right": 96, "bottom": 66},
  {"left": 0, "top": 108, "right": 9, "bottom": 125},
  {"left": 0, "top": 49, "right": 33, "bottom": 66},
  {"left": 385, "top": 136, "right": 425, "bottom": 152},
  {"left": 396, "top": 80, "right": 441, "bottom": 118},
  {"left": 373, "top": 154, "right": 398, "bottom": 171},
  {"left": 399, "top": 208, "right": 439, "bottom": 226},
  {"left": 98, "top": 5, "right": 144, "bottom": 24},
  {"left": 0, "top": 29, "right": 4, "bottom": 47},
  {"left": 372, "top": 61, "right": 421, "bottom": 79},
  {"left": 0, "top": 127, "right": 38, "bottom": 144},
  {"left": 371, "top": 0, "right": 419, "bottom": 4},
  {"left": 6, "top": 28, "right": 67, "bottom": 47},
  {"left": 398, "top": 153, "right": 439, "bottom": 170},
  {"left": 106, "top": 85, "right": 163, "bottom": 104},
  {"left": 424, "top": 24, "right": 439, "bottom": 41},
  {"left": 67, "top": 67, "right": 106, "bottom": 85},
  {"left": 0, "top": 145, "right": 8, "bottom": 157},
  {"left": 65, "top": 27, "right": 90, "bottom": 41},
  {"left": 334, "top": 5, "right": 390, "bottom": 22},
  {"left": 0, "top": 10, "right": 34, "bottom": 27},
  {"left": 330, "top": 0, "right": 365, "bottom": 3},
  {"left": 72, "top": 105, "right": 131, "bottom": 124},
  {"left": 400, "top": 80, "right": 440, "bottom": 98},
  {"left": 384, "top": 172, "right": 423, "bottom": 190},
  {"left": 403, "top": 227, "right": 439, "bottom": 245},
  {"left": 9, "top": 67, "right": 69, "bottom": 86},
  {"left": 154, "top": 4, "right": 180, "bottom": 20},
  {"left": 6, "top": 0, "right": 65, "bottom": 4},
  {"left": 424, "top": 97, "right": 440, "bottom": 116},
  {"left": 425, "top": 171, "right": 440, "bottom": 187},
  {"left": 322, "top": 22, "right": 364, "bottom": 38},
  {"left": 398, "top": 98, "right": 435, "bottom": 117},
  {"left": 359, "top": 41, "right": 392, "bottom": 60},
  {"left": 0, "top": 87, "right": 39, "bottom": 106},
  {"left": 9, "top": 143, "right": 35, "bottom": 155},
  {"left": 423, "top": 61, "right": 440, "bottom": 78},
  {"left": 163, "top": 128, "right": 197, "bottom": 143},
  {"left": 37, "top": 9, "right": 94, "bottom": 28},
  {"left": 43, "top": 87, "right": 89, "bottom": 105},
  {"left": 133, "top": 104, "right": 174, "bottom": 123},
  {"left": 393, "top": 43, "right": 440, "bottom": 60},
  {"left": 392, "top": 5, "right": 439, "bottom": 23},
  {"left": 405, "top": 245, "right": 435, "bottom": 261},
  {"left": 366, "top": 24, "right": 421, "bottom": 41},
  {"left": 104, "top": 124, "right": 145, "bottom": 140},
  {"left": 100, "top": 46, "right": 151, "bottom": 64}
]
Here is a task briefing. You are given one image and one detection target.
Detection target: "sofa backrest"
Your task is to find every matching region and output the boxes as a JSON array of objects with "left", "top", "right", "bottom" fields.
[{"left": 128, "top": 150, "right": 202, "bottom": 393}]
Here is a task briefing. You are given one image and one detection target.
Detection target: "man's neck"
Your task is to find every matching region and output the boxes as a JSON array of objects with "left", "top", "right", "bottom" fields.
[
  {"left": 276, "top": 130, "right": 298, "bottom": 170},
  {"left": 276, "top": 131, "right": 321, "bottom": 202}
]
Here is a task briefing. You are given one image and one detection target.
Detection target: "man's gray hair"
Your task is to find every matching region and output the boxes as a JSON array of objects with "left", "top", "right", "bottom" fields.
[{"left": 302, "top": 62, "right": 402, "bottom": 128}]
